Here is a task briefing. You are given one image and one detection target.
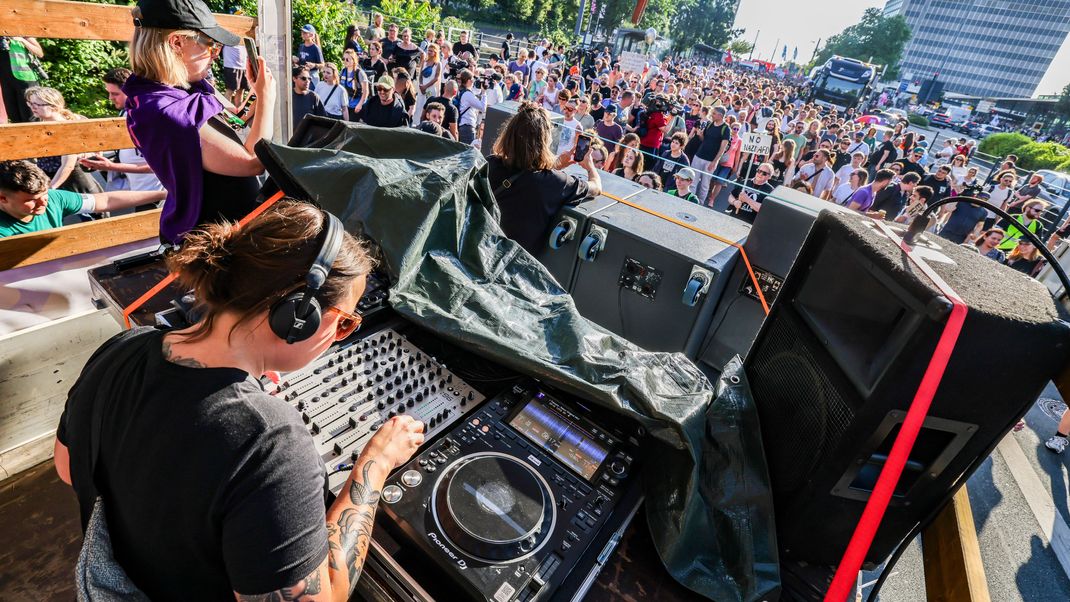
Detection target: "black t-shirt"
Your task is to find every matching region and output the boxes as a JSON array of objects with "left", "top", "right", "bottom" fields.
[
  {"left": 57, "top": 328, "right": 328, "bottom": 600},
  {"left": 501, "top": 40, "right": 511, "bottom": 60},
  {"left": 939, "top": 202, "right": 988, "bottom": 244},
  {"left": 695, "top": 121, "right": 731, "bottom": 162},
  {"left": 654, "top": 149, "right": 688, "bottom": 182},
  {"left": 920, "top": 174, "right": 953, "bottom": 205},
  {"left": 453, "top": 41, "right": 477, "bottom": 59},
  {"left": 488, "top": 155, "right": 593, "bottom": 254},
  {"left": 380, "top": 37, "right": 399, "bottom": 61},
  {"left": 898, "top": 159, "right": 925, "bottom": 178},
  {"left": 870, "top": 184, "right": 907, "bottom": 220},
  {"left": 727, "top": 178, "right": 775, "bottom": 223},
  {"left": 424, "top": 94, "right": 458, "bottom": 128},
  {"left": 292, "top": 90, "right": 326, "bottom": 125},
  {"left": 361, "top": 95, "right": 410, "bottom": 128},
  {"left": 872, "top": 140, "right": 897, "bottom": 166},
  {"left": 361, "top": 57, "right": 388, "bottom": 82}
]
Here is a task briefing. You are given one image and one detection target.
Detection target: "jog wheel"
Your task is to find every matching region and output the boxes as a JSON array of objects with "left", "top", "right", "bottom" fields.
[{"left": 432, "top": 451, "right": 556, "bottom": 563}]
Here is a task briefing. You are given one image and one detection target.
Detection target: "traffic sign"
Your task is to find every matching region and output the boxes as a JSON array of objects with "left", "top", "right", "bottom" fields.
[{"left": 742, "top": 132, "right": 772, "bottom": 154}]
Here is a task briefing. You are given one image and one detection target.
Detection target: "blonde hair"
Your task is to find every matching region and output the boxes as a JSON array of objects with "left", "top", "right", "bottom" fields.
[
  {"left": 130, "top": 23, "right": 197, "bottom": 88},
  {"left": 24, "top": 86, "right": 81, "bottom": 121}
]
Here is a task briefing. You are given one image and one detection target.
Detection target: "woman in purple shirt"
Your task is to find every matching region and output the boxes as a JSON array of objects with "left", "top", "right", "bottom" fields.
[{"left": 125, "top": 0, "right": 277, "bottom": 243}]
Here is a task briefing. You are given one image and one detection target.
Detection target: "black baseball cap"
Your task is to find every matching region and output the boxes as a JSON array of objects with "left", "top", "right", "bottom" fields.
[{"left": 135, "top": 0, "right": 240, "bottom": 46}]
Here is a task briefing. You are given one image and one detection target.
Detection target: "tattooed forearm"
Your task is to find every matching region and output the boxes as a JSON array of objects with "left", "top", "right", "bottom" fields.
[
  {"left": 327, "top": 459, "right": 382, "bottom": 594},
  {"left": 235, "top": 566, "right": 322, "bottom": 601}
]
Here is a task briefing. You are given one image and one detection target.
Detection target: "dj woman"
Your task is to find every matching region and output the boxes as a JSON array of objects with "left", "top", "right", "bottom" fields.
[
  {"left": 54, "top": 201, "right": 424, "bottom": 600},
  {"left": 124, "top": 0, "right": 277, "bottom": 243}
]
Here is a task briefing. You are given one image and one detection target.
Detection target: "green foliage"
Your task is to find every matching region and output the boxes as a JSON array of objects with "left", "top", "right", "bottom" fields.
[
  {"left": 907, "top": 113, "right": 929, "bottom": 127},
  {"left": 1015, "top": 141, "right": 1070, "bottom": 171},
  {"left": 726, "top": 38, "right": 754, "bottom": 56},
  {"left": 536, "top": 27, "right": 575, "bottom": 49},
  {"left": 1057, "top": 157, "right": 1070, "bottom": 173},
  {"left": 977, "top": 132, "right": 1034, "bottom": 158},
  {"left": 814, "top": 8, "right": 911, "bottom": 79},
  {"left": 291, "top": 0, "right": 354, "bottom": 63},
  {"left": 1055, "top": 82, "right": 1070, "bottom": 122},
  {"left": 38, "top": 38, "right": 129, "bottom": 118},
  {"left": 669, "top": 0, "right": 739, "bottom": 52}
]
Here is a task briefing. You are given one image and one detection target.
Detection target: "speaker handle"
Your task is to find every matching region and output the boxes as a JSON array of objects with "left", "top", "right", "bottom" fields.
[{"left": 548, "top": 217, "right": 577, "bottom": 250}]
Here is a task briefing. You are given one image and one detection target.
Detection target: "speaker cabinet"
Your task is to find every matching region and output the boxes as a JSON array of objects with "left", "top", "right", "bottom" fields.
[{"left": 746, "top": 211, "right": 1070, "bottom": 566}]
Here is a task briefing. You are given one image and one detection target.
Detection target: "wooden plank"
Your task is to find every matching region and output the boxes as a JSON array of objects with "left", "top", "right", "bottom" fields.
[
  {"left": 0, "top": 0, "right": 256, "bottom": 41},
  {"left": 0, "top": 309, "right": 120, "bottom": 478},
  {"left": 922, "top": 486, "right": 992, "bottom": 602},
  {"left": 0, "top": 118, "right": 131, "bottom": 161},
  {"left": 0, "top": 209, "right": 160, "bottom": 271}
]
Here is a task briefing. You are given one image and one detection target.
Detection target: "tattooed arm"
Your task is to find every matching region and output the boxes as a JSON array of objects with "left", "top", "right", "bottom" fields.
[{"left": 234, "top": 415, "right": 424, "bottom": 602}]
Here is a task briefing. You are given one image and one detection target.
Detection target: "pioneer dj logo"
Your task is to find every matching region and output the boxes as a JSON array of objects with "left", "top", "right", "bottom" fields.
[{"left": 428, "top": 531, "right": 468, "bottom": 569}]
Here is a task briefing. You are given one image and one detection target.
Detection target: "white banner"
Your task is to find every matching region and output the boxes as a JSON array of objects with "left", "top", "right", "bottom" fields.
[{"left": 741, "top": 132, "right": 772, "bottom": 154}]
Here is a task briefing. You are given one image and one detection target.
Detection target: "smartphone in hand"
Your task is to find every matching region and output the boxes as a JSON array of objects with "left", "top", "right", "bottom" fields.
[
  {"left": 243, "top": 37, "right": 259, "bottom": 81},
  {"left": 573, "top": 135, "right": 591, "bottom": 162}
]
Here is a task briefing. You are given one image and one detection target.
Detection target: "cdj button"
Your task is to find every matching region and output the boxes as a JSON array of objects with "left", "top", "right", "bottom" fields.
[
  {"left": 400, "top": 470, "right": 422, "bottom": 487},
  {"left": 382, "top": 485, "right": 403, "bottom": 504}
]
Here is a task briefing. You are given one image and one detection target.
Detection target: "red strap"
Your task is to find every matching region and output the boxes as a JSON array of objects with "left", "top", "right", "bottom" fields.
[
  {"left": 120, "top": 191, "right": 287, "bottom": 329},
  {"left": 824, "top": 221, "right": 968, "bottom": 602}
]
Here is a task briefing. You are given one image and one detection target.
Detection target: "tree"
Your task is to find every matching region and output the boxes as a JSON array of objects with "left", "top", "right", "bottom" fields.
[
  {"left": 812, "top": 7, "right": 911, "bottom": 79},
  {"left": 668, "top": 0, "right": 740, "bottom": 52},
  {"left": 1055, "top": 83, "right": 1070, "bottom": 122},
  {"left": 726, "top": 38, "right": 754, "bottom": 57}
]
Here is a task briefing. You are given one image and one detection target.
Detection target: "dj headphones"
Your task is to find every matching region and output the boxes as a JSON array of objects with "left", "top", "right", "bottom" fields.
[{"left": 268, "top": 211, "right": 345, "bottom": 344}]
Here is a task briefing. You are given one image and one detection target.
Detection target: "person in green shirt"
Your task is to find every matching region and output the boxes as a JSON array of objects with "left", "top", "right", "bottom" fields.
[
  {"left": 998, "top": 199, "right": 1047, "bottom": 251},
  {"left": 668, "top": 167, "right": 700, "bottom": 204},
  {"left": 0, "top": 36, "right": 44, "bottom": 123},
  {"left": 783, "top": 120, "right": 807, "bottom": 160},
  {"left": 0, "top": 160, "right": 166, "bottom": 238}
]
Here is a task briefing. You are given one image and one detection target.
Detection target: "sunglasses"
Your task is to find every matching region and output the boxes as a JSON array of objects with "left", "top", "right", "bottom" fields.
[
  {"left": 296, "top": 76, "right": 311, "bottom": 81},
  {"left": 193, "top": 33, "right": 221, "bottom": 53},
  {"left": 327, "top": 306, "right": 363, "bottom": 341},
  {"left": 756, "top": 170, "right": 772, "bottom": 176}
]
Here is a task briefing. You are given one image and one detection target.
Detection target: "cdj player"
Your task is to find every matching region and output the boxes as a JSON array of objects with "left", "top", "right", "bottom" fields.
[{"left": 377, "top": 381, "right": 644, "bottom": 602}]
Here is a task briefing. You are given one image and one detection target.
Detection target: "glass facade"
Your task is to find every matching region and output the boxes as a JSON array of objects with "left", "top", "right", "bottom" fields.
[{"left": 886, "top": 0, "right": 1070, "bottom": 98}]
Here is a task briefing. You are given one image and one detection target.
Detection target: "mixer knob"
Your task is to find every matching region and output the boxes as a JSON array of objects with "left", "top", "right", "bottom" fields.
[
  {"left": 415, "top": 393, "right": 424, "bottom": 402},
  {"left": 376, "top": 387, "right": 384, "bottom": 396},
  {"left": 297, "top": 401, "right": 306, "bottom": 411},
  {"left": 436, "top": 367, "right": 442, "bottom": 376},
  {"left": 429, "top": 417, "right": 437, "bottom": 428},
  {"left": 401, "top": 470, "right": 423, "bottom": 487},
  {"left": 364, "top": 368, "right": 372, "bottom": 375},
  {"left": 431, "top": 384, "right": 437, "bottom": 393},
  {"left": 331, "top": 386, "right": 339, "bottom": 393},
  {"left": 376, "top": 374, "right": 383, "bottom": 382},
  {"left": 341, "top": 378, "right": 348, "bottom": 386},
  {"left": 406, "top": 399, "right": 415, "bottom": 408},
  {"left": 386, "top": 382, "right": 393, "bottom": 391},
  {"left": 395, "top": 391, "right": 404, "bottom": 400},
  {"left": 313, "top": 367, "right": 322, "bottom": 375},
  {"left": 405, "top": 383, "right": 413, "bottom": 394},
  {"left": 460, "top": 397, "right": 467, "bottom": 407},
  {"left": 397, "top": 405, "right": 405, "bottom": 414},
  {"left": 377, "top": 400, "right": 386, "bottom": 410},
  {"left": 394, "top": 375, "right": 402, "bottom": 385},
  {"left": 356, "top": 383, "right": 363, "bottom": 392},
  {"left": 388, "top": 411, "right": 396, "bottom": 418},
  {"left": 467, "top": 391, "right": 475, "bottom": 401},
  {"left": 382, "top": 485, "right": 403, "bottom": 504},
  {"left": 447, "top": 374, "right": 453, "bottom": 383},
  {"left": 327, "top": 359, "right": 334, "bottom": 367},
  {"left": 337, "top": 368, "right": 344, "bottom": 376}
]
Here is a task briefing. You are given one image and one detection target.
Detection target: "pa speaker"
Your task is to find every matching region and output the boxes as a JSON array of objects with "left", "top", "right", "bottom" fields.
[{"left": 746, "top": 211, "right": 1070, "bottom": 566}]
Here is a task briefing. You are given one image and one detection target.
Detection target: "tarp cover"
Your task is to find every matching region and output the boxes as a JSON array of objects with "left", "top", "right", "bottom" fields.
[{"left": 257, "top": 121, "right": 779, "bottom": 601}]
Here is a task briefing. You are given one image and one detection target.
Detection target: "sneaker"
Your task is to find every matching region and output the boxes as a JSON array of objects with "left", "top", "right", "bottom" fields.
[{"left": 1046, "top": 435, "right": 1068, "bottom": 454}]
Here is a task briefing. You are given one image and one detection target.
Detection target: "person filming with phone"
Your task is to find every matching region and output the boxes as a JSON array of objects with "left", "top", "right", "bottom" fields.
[{"left": 488, "top": 101, "right": 601, "bottom": 255}]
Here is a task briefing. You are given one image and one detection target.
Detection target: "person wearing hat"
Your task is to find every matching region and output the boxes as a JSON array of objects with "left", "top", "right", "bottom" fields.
[
  {"left": 726, "top": 161, "right": 776, "bottom": 224},
  {"left": 359, "top": 74, "right": 409, "bottom": 128},
  {"left": 293, "top": 24, "right": 323, "bottom": 90},
  {"left": 594, "top": 102, "right": 624, "bottom": 155},
  {"left": 668, "top": 167, "right": 700, "bottom": 204},
  {"left": 124, "top": 0, "right": 276, "bottom": 244}
]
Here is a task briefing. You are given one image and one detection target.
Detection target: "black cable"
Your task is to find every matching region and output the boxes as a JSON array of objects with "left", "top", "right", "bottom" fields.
[
  {"left": 617, "top": 286, "right": 627, "bottom": 340},
  {"left": 903, "top": 196, "right": 1070, "bottom": 299}
]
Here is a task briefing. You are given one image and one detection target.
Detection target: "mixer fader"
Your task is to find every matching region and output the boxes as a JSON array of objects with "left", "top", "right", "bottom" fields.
[{"left": 270, "top": 327, "right": 485, "bottom": 492}]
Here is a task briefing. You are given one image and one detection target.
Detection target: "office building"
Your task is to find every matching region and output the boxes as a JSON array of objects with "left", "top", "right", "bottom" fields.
[{"left": 886, "top": 0, "right": 1070, "bottom": 98}]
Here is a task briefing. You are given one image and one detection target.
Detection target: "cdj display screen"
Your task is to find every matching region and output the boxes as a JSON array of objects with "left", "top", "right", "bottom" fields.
[{"left": 509, "top": 397, "right": 609, "bottom": 481}]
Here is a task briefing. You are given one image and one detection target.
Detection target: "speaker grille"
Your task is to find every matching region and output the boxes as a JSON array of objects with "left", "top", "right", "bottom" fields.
[{"left": 749, "top": 313, "right": 855, "bottom": 495}]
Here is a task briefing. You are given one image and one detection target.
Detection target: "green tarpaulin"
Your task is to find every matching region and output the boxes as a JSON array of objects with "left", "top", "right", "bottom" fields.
[{"left": 257, "top": 120, "right": 779, "bottom": 601}]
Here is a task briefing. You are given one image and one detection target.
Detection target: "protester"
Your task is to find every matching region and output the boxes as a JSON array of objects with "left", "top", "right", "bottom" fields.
[
  {"left": 414, "top": 44, "right": 443, "bottom": 122},
  {"left": 419, "top": 102, "right": 454, "bottom": 140},
  {"left": 871, "top": 172, "right": 920, "bottom": 221},
  {"left": 424, "top": 80, "right": 459, "bottom": 140},
  {"left": 793, "top": 149, "right": 835, "bottom": 200},
  {"left": 360, "top": 75, "right": 409, "bottom": 128},
  {"left": 125, "top": 0, "right": 275, "bottom": 243},
  {"left": 0, "top": 36, "right": 44, "bottom": 123},
  {"left": 974, "top": 227, "right": 1007, "bottom": 261},
  {"left": 25, "top": 87, "right": 104, "bottom": 195},
  {"left": 0, "top": 160, "right": 165, "bottom": 237},
  {"left": 454, "top": 69, "right": 486, "bottom": 145},
  {"left": 78, "top": 68, "right": 164, "bottom": 197},
  {"left": 316, "top": 63, "right": 349, "bottom": 121},
  {"left": 938, "top": 191, "right": 990, "bottom": 244},
  {"left": 668, "top": 168, "right": 700, "bottom": 203},
  {"left": 692, "top": 106, "right": 731, "bottom": 206},
  {"left": 637, "top": 171, "right": 662, "bottom": 190},
  {"left": 726, "top": 162, "right": 775, "bottom": 224},
  {"left": 1003, "top": 239, "right": 1043, "bottom": 276},
  {"left": 613, "top": 148, "right": 644, "bottom": 181},
  {"left": 832, "top": 168, "right": 867, "bottom": 205},
  {"left": 487, "top": 101, "right": 600, "bottom": 253},
  {"left": 292, "top": 66, "right": 326, "bottom": 124},
  {"left": 343, "top": 24, "right": 365, "bottom": 56},
  {"left": 339, "top": 49, "right": 368, "bottom": 120},
  {"left": 847, "top": 168, "right": 894, "bottom": 214},
  {"left": 362, "top": 41, "right": 389, "bottom": 82},
  {"left": 294, "top": 24, "right": 324, "bottom": 89},
  {"left": 998, "top": 199, "right": 1047, "bottom": 251}
]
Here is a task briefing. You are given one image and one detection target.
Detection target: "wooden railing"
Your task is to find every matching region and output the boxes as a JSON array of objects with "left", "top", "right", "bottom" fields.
[{"left": 0, "top": 0, "right": 257, "bottom": 269}]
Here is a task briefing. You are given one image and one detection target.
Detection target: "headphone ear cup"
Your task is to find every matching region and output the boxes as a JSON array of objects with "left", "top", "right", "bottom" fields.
[{"left": 269, "top": 292, "right": 324, "bottom": 343}]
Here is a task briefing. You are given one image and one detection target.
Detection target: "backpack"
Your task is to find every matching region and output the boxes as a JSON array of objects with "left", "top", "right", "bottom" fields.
[
  {"left": 635, "top": 108, "right": 650, "bottom": 138},
  {"left": 453, "top": 88, "right": 470, "bottom": 119}
]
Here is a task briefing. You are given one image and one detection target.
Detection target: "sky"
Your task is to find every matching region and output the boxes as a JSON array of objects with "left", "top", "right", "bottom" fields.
[{"left": 732, "top": 0, "right": 1070, "bottom": 97}]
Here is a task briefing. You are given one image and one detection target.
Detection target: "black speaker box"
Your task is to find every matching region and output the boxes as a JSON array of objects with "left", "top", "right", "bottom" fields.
[
  {"left": 699, "top": 186, "right": 852, "bottom": 375},
  {"left": 746, "top": 211, "right": 1070, "bottom": 566},
  {"left": 568, "top": 190, "right": 750, "bottom": 357},
  {"left": 481, "top": 100, "right": 564, "bottom": 157},
  {"left": 533, "top": 167, "right": 646, "bottom": 290}
]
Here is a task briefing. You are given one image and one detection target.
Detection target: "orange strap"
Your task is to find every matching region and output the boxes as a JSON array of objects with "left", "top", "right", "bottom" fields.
[
  {"left": 601, "top": 192, "right": 771, "bottom": 315},
  {"left": 121, "top": 191, "right": 287, "bottom": 328}
]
